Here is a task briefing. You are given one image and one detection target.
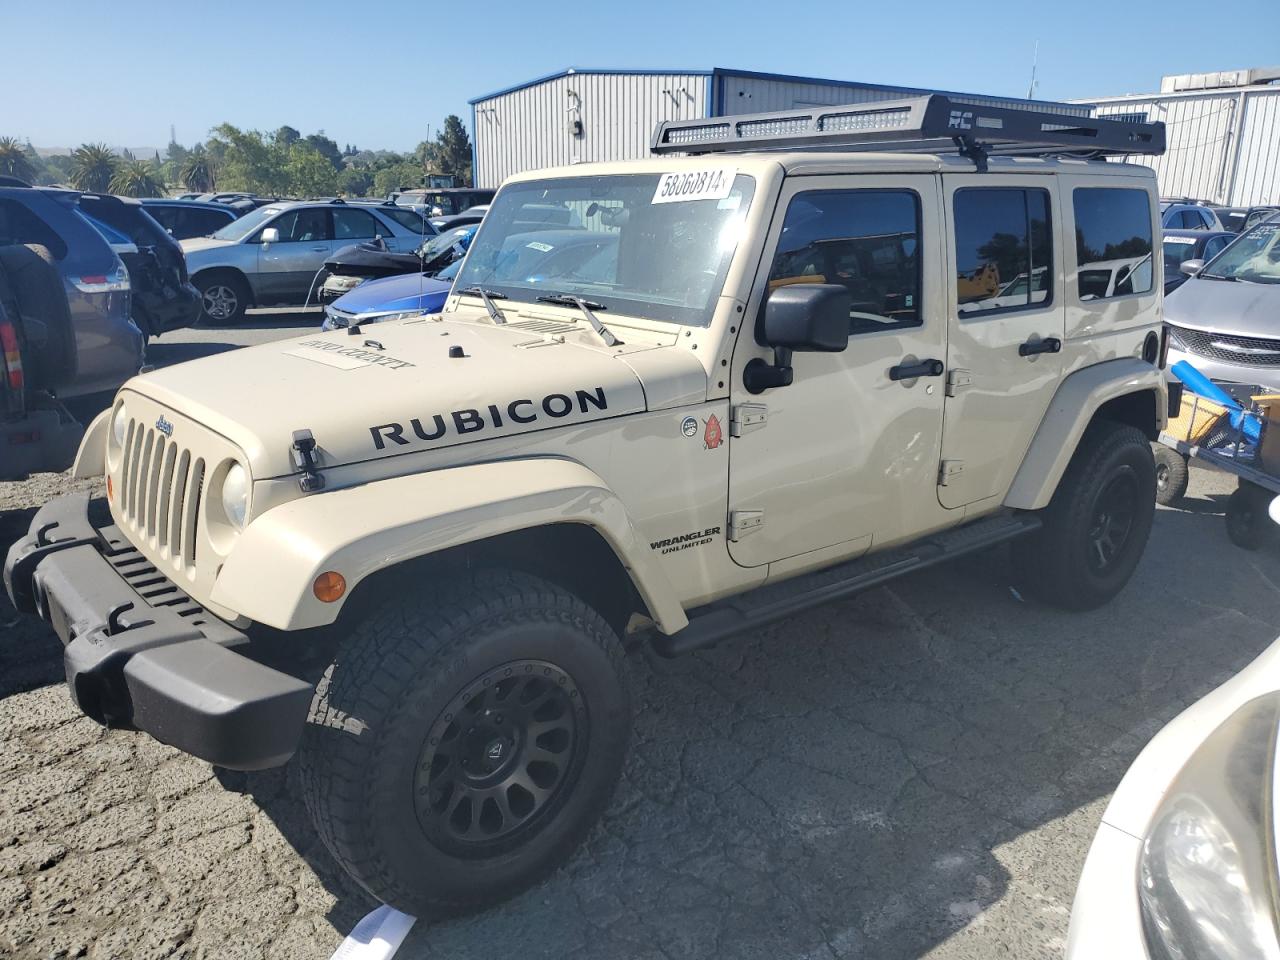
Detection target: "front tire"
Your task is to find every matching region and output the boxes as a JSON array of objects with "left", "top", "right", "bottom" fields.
[
  {"left": 1013, "top": 422, "right": 1156, "bottom": 610},
  {"left": 297, "top": 569, "right": 631, "bottom": 915}
]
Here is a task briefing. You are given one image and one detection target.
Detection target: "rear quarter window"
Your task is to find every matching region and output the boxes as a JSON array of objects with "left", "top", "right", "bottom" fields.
[
  {"left": 1073, "top": 188, "right": 1154, "bottom": 300},
  {"left": 0, "top": 198, "right": 69, "bottom": 259}
]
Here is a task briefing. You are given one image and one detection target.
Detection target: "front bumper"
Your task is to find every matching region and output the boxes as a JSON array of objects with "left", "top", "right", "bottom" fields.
[
  {"left": 1066, "top": 823, "right": 1147, "bottom": 959},
  {"left": 3, "top": 493, "right": 312, "bottom": 770}
]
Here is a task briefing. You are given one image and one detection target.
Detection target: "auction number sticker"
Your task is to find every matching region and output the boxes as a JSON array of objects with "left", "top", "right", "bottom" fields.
[{"left": 652, "top": 167, "right": 736, "bottom": 204}]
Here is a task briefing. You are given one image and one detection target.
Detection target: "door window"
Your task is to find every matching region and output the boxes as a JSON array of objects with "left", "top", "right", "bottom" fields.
[
  {"left": 767, "top": 190, "right": 922, "bottom": 334},
  {"left": 953, "top": 188, "right": 1053, "bottom": 316},
  {"left": 332, "top": 208, "right": 383, "bottom": 240},
  {"left": 1203, "top": 236, "right": 1228, "bottom": 261},
  {"left": 1073, "top": 188, "right": 1154, "bottom": 299},
  {"left": 266, "top": 208, "right": 331, "bottom": 242}
]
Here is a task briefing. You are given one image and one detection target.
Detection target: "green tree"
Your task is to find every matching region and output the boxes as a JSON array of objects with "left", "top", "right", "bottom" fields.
[
  {"left": 0, "top": 136, "right": 36, "bottom": 183},
  {"left": 70, "top": 143, "right": 118, "bottom": 192},
  {"left": 275, "top": 125, "right": 301, "bottom": 147},
  {"left": 38, "top": 154, "right": 73, "bottom": 186},
  {"left": 337, "top": 166, "right": 373, "bottom": 197},
  {"left": 110, "top": 158, "right": 167, "bottom": 197},
  {"left": 431, "top": 115, "right": 473, "bottom": 186},
  {"left": 373, "top": 161, "right": 423, "bottom": 197},
  {"left": 285, "top": 143, "right": 338, "bottom": 197},
  {"left": 180, "top": 149, "right": 215, "bottom": 192},
  {"left": 206, "top": 124, "right": 282, "bottom": 194},
  {"left": 305, "top": 132, "right": 342, "bottom": 170}
]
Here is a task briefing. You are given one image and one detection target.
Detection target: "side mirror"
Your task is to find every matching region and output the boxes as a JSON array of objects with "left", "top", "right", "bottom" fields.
[
  {"left": 260, "top": 227, "right": 279, "bottom": 247},
  {"left": 1180, "top": 258, "right": 1205, "bottom": 277},
  {"left": 745, "top": 284, "right": 851, "bottom": 394}
]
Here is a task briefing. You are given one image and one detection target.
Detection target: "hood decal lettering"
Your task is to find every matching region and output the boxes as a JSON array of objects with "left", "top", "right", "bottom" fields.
[
  {"left": 370, "top": 387, "right": 611, "bottom": 451},
  {"left": 297, "top": 339, "right": 416, "bottom": 371}
]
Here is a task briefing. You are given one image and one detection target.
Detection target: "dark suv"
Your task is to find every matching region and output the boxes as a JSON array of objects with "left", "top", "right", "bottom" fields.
[
  {"left": 0, "top": 185, "right": 142, "bottom": 398},
  {"left": 141, "top": 198, "right": 240, "bottom": 240},
  {"left": 393, "top": 188, "right": 494, "bottom": 216}
]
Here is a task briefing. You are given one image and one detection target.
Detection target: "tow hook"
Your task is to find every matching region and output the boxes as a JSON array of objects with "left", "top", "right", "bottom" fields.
[{"left": 291, "top": 429, "right": 326, "bottom": 492}]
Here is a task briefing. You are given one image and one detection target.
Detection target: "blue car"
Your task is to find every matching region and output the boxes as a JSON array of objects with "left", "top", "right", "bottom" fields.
[{"left": 321, "top": 260, "right": 458, "bottom": 330}]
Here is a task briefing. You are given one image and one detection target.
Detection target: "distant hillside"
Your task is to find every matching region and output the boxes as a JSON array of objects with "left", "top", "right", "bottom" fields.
[{"left": 33, "top": 145, "right": 166, "bottom": 159}]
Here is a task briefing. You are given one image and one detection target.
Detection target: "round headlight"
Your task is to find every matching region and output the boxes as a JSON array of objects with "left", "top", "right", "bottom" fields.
[
  {"left": 111, "top": 404, "right": 128, "bottom": 448},
  {"left": 220, "top": 463, "right": 249, "bottom": 529}
]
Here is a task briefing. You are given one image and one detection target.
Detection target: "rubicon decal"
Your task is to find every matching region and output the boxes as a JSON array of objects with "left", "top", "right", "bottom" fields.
[
  {"left": 651, "top": 526, "right": 721, "bottom": 555},
  {"left": 370, "top": 387, "right": 609, "bottom": 450}
]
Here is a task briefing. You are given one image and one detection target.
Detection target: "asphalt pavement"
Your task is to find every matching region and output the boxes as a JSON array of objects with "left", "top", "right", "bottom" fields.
[{"left": 3, "top": 312, "right": 1278, "bottom": 959}]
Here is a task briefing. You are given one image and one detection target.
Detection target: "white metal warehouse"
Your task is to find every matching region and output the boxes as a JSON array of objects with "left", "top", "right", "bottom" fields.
[
  {"left": 468, "top": 67, "right": 1091, "bottom": 188},
  {"left": 1079, "top": 67, "right": 1280, "bottom": 206}
]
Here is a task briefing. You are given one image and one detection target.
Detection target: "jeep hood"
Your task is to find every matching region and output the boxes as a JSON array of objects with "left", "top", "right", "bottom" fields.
[{"left": 128, "top": 318, "right": 676, "bottom": 478}]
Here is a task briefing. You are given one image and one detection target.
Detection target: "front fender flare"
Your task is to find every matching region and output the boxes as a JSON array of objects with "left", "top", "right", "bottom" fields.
[
  {"left": 1004, "top": 358, "right": 1167, "bottom": 511},
  {"left": 70, "top": 409, "right": 110, "bottom": 479},
  {"left": 210, "top": 458, "right": 689, "bottom": 634}
]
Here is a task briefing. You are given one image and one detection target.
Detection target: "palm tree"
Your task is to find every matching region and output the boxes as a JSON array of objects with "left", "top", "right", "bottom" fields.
[
  {"left": 180, "top": 152, "right": 215, "bottom": 192},
  {"left": 110, "top": 159, "right": 166, "bottom": 198},
  {"left": 70, "top": 143, "right": 118, "bottom": 192},
  {"left": 0, "top": 137, "right": 36, "bottom": 183}
]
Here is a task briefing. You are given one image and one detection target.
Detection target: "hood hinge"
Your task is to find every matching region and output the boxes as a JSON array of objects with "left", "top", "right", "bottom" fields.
[{"left": 291, "top": 430, "right": 326, "bottom": 492}]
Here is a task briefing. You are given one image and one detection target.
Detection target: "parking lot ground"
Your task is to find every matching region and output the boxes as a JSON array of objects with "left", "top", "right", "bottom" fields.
[{"left": 4, "top": 314, "right": 1279, "bottom": 959}]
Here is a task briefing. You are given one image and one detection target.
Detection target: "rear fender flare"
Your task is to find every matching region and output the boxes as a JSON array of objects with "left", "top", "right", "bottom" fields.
[
  {"left": 210, "top": 458, "right": 689, "bottom": 634},
  {"left": 1004, "top": 358, "right": 1167, "bottom": 510}
]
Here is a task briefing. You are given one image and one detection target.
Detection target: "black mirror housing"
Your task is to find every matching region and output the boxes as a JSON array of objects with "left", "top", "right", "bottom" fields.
[{"left": 762, "top": 284, "right": 851, "bottom": 352}]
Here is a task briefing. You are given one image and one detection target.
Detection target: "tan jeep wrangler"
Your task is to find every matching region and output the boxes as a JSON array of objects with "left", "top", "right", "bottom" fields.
[{"left": 5, "top": 96, "right": 1170, "bottom": 914}]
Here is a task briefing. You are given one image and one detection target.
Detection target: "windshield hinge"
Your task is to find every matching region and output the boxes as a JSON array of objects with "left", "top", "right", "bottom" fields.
[
  {"left": 291, "top": 429, "right": 326, "bottom": 493},
  {"left": 938, "top": 460, "right": 964, "bottom": 486},
  {"left": 730, "top": 403, "right": 768, "bottom": 437},
  {"left": 945, "top": 369, "right": 972, "bottom": 397}
]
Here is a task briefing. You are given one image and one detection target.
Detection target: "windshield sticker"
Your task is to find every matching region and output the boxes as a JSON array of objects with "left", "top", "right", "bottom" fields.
[
  {"left": 652, "top": 168, "right": 737, "bottom": 205},
  {"left": 526, "top": 241, "right": 555, "bottom": 252},
  {"left": 1164, "top": 237, "right": 1195, "bottom": 245}
]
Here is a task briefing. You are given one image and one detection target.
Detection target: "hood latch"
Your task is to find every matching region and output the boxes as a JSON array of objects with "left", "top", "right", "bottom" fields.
[{"left": 291, "top": 429, "right": 326, "bottom": 492}]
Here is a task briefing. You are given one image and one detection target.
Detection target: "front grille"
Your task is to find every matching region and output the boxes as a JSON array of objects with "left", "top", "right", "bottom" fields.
[
  {"left": 117, "top": 419, "right": 205, "bottom": 571},
  {"left": 1171, "top": 325, "right": 1280, "bottom": 367}
]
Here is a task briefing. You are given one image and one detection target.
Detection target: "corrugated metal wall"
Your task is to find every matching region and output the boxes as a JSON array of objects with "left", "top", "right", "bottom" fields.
[
  {"left": 1089, "top": 87, "right": 1280, "bottom": 205},
  {"left": 473, "top": 72, "right": 710, "bottom": 187},
  {"left": 716, "top": 73, "right": 1093, "bottom": 118}
]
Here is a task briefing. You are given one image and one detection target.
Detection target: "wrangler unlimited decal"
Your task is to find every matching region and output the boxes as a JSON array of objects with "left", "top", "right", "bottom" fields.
[
  {"left": 650, "top": 526, "right": 721, "bottom": 555},
  {"left": 370, "top": 387, "right": 609, "bottom": 450}
]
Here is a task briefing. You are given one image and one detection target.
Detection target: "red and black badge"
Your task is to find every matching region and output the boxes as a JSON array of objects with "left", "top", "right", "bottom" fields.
[{"left": 703, "top": 414, "right": 723, "bottom": 450}]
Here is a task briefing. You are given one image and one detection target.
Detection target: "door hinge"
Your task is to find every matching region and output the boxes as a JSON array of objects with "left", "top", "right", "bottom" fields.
[
  {"left": 730, "top": 403, "right": 768, "bottom": 437},
  {"left": 938, "top": 460, "right": 964, "bottom": 486},
  {"left": 728, "top": 510, "right": 765, "bottom": 541},
  {"left": 945, "top": 368, "right": 972, "bottom": 397}
]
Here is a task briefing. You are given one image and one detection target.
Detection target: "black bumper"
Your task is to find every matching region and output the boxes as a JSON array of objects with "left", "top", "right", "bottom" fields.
[{"left": 3, "top": 493, "right": 311, "bottom": 770}]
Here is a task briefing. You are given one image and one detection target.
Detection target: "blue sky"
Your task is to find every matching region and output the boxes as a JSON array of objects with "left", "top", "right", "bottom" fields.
[{"left": 6, "top": 0, "right": 1279, "bottom": 152}]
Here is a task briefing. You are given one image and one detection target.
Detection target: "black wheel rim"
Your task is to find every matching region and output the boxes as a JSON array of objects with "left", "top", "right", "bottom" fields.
[
  {"left": 1088, "top": 470, "right": 1139, "bottom": 573},
  {"left": 413, "top": 660, "right": 582, "bottom": 856}
]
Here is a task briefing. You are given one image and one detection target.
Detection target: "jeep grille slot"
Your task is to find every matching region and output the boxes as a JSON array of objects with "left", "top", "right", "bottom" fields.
[{"left": 115, "top": 415, "right": 207, "bottom": 573}]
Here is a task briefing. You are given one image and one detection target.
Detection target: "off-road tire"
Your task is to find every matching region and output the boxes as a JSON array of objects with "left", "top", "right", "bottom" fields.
[
  {"left": 297, "top": 569, "right": 631, "bottom": 916},
  {"left": 195, "top": 271, "right": 249, "bottom": 324},
  {"left": 1013, "top": 421, "right": 1156, "bottom": 610},
  {"left": 1152, "top": 443, "right": 1190, "bottom": 506},
  {"left": 1226, "top": 482, "right": 1276, "bottom": 551},
  {"left": 0, "top": 243, "right": 76, "bottom": 389}
]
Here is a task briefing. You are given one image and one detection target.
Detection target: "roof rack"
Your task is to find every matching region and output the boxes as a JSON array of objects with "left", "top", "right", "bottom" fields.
[{"left": 651, "top": 94, "right": 1165, "bottom": 171}]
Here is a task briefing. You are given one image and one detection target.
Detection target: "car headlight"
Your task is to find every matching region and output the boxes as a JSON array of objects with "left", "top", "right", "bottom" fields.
[
  {"left": 111, "top": 403, "right": 129, "bottom": 448},
  {"left": 1139, "top": 695, "right": 1280, "bottom": 960},
  {"left": 220, "top": 462, "right": 249, "bottom": 530}
]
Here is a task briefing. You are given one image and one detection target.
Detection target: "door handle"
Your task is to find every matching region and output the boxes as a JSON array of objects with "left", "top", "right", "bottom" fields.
[
  {"left": 888, "top": 358, "right": 944, "bottom": 381},
  {"left": 310, "top": 245, "right": 329, "bottom": 252},
  {"left": 1019, "top": 337, "right": 1062, "bottom": 357}
]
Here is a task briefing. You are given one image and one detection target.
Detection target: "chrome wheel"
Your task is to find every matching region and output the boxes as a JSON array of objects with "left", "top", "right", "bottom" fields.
[{"left": 202, "top": 284, "right": 238, "bottom": 321}]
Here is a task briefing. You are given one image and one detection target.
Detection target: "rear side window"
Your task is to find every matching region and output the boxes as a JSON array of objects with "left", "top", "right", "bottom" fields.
[
  {"left": 380, "top": 207, "right": 430, "bottom": 232},
  {"left": 332, "top": 208, "right": 382, "bottom": 240},
  {"left": 953, "top": 187, "right": 1053, "bottom": 316},
  {"left": 767, "top": 190, "right": 922, "bottom": 335},
  {"left": 1073, "top": 188, "right": 1154, "bottom": 299},
  {"left": 268, "top": 208, "right": 332, "bottom": 242},
  {"left": 0, "top": 199, "right": 68, "bottom": 259}
]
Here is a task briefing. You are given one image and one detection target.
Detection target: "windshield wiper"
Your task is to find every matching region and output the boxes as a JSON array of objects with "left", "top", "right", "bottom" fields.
[
  {"left": 536, "top": 294, "right": 622, "bottom": 346},
  {"left": 460, "top": 286, "right": 508, "bottom": 324},
  {"left": 1198, "top": 273, "right": 1238, "bottom": 282}
]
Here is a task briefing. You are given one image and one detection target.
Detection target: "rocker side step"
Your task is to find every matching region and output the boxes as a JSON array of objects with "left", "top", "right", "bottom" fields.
[{"left": 653, "top": 511, "right": 1042, "bottom": 657}]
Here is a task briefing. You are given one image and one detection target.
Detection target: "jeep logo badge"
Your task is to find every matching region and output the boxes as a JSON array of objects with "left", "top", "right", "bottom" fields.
[
  {"left": 486, "top": 740, "right": 505, "bottom": 762},
  {"left": 155, "top": 415, "right": 174, "bottom": 438}
]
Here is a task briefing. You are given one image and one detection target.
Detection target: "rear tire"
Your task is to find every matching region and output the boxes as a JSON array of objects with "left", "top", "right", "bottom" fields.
[
  {"left": 1013, "top": 421, "right": 1156, "bottom": 610},
  {"left": 1152, "top": 444, "right": 1190, "bottom": 506},
  {"left": 195, "top": 272, "right": 248, "bottom": 324},
  {"left": 297, "top": 569, "right": 631, "bottom": 916},
  {"left": 1226, "top": 482, "right": 1276, "bottom": 551}
]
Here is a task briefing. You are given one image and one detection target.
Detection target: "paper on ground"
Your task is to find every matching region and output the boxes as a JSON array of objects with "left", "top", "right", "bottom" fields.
[{"left": 330, "top": 904, "right": 417, "bottom": 960}]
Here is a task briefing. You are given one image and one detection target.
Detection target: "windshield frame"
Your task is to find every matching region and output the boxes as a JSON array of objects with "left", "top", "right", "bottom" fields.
[{"left": 453, "top": 172, "right": 757, "bottom": 328}]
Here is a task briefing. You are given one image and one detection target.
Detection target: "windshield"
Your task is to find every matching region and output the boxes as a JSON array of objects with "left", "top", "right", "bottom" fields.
[
  {"left": 1162, "top": 237, "right": 1197, "bottom": 270},
  {"left": 417, "top": 225, "right": 475, "bottom": 260},
  {"left": 210, "top": 205, "right": 282, "bottom": 241},
  {"left": 1201, "top": 221, "right": 1280, "bottom": 283},
  {"left": 454, "top": 172, "right": 756, "bottom": 326}
]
